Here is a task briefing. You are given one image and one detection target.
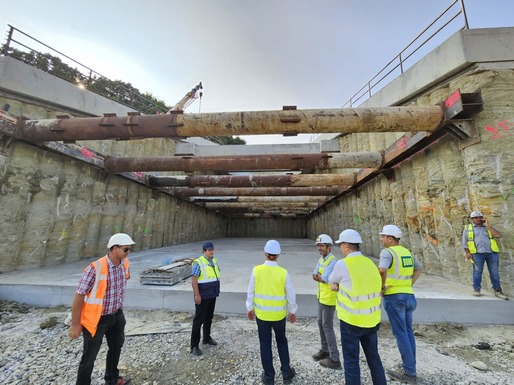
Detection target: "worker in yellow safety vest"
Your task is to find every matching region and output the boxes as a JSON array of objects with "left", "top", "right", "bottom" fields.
[
  {"left": 379, "top": 224, "right": 422, "bottom": 384},
  {"left": 246, "top": 240, "right": 297, "bottom": 385},
  {"left": 69, "top": 233, "right": 135, "bottom": 385},
  {"left": 311, "top": 234, "right": 341, "bottom": 369},
  {"left": 462, "top": 210, "right": 507, "bottom": 299},
  {"left": 328, "top": 229, "right": 386, "bottom": 385},
  {"left": 190, "top": 241, "right": 221, "bottom": 356}
]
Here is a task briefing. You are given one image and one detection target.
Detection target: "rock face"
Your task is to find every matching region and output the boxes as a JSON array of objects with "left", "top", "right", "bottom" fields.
[
  {"left": 307, "top": 66, "right": 514, "bottom": 295},
  {"left": 0, "top": 63, "right": 512, "bottom": 297}
]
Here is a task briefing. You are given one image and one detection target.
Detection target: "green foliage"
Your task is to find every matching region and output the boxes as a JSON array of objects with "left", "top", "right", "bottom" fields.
[
  {"left": 206, "top": 136, "right": 247, "bottom": 145},
  {"left": 4, "top": 46, "right": 246, "bottom": 144}
]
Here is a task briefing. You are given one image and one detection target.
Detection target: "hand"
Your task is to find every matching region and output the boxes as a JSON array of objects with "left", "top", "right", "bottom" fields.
[
  {"left": 247, "top": 310, "right": 254, "bottom": 321},
  {"left": 288, "top": 313, "right": 297, "bottom": 324},
  {"left": 68, "top": 324, "right": 82, "bottom": 339},
  {"left": 330, "top": 283, "right": 339, "bottom": 292},
  {"left": 194, "top": 294, "right": 202, "bottom": 305}
]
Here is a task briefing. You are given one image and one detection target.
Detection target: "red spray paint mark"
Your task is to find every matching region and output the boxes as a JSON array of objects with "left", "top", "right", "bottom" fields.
[
  {"left": 485, "top": 120, "right": 512, "bottom": 140},
  {"left": 81, "top": 147, "right": 94, "bottom": 158}
]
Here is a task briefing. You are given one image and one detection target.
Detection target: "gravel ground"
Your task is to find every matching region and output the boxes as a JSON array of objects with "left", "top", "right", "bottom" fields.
[{"left": 1, "top": 301, "right": 513, "bottom": 385}]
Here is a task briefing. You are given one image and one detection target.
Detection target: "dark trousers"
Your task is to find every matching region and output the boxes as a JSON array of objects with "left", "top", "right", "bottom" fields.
[
  {"left": 76, "top": 309, "right": 126, "bottom": 385},
  {"left": 256, "top": 317, "right": 294, "bottom": 384},
  {"left": 190, "top": 297, "right": 216, "bottom": 347},
  {"left": 339, "top": 320, "right": 387, "bottom": 385}
]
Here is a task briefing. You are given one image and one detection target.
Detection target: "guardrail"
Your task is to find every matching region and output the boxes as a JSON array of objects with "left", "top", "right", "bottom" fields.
[
  {"left": 342, "top": 0, "right": 469, "bottom": 108},
  {"left": 2, "top": 25, "right": 168, "bottom": 114}
]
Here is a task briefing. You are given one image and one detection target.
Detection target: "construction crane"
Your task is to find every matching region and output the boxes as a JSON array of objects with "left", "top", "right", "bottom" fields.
[{"left": 168, "top": 82, "right": 203, "bottom": 113}]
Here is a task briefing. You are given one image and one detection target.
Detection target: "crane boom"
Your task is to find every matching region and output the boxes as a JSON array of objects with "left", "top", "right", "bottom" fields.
[{"left": 168, "top": 82, "right": 203, "bottom": 112}]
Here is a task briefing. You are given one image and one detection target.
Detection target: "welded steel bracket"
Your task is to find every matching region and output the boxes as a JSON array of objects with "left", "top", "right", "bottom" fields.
[{"left": 440, "top": 89, "right": 483, "bottom": 149}]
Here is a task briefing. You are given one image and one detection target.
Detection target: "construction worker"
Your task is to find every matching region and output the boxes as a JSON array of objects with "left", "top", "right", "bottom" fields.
[
  {"left": 246, "top": 240, "right": 297, "bottom": 385},
  {"left": 379, "top": 224, "right": 422, "bottom": 384},
  {"left": 190, "top": 241, "right": 221, "bottom": 356},
  {"left": 328, "top": 229, "right": 387, "bottom": 385},
  {"left": 69, "top": 233, "right": 135, "bottom": 385},
  {"left": 462, "top": 211, "right": 508, "bottom": 299},
  {"left": 311, "top": 234, "right": 341, "bottom": 369}
]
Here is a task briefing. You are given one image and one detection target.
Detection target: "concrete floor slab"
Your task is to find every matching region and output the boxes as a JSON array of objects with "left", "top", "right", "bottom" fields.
[{"left": 1, "top": 237, "right": 512, "bottom": 324}]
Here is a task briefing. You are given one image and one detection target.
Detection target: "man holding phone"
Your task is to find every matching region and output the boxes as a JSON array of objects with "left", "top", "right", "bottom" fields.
[{"left": 462, "top": 211, "right": 508, "bottom": 300}]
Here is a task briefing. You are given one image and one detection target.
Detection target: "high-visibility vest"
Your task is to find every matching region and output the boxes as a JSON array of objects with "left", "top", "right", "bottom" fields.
[
  {"left": 194, "top": 255, "right": 220, "bottom": 298},
  {"left": 336, "top": 255, "right": 382, "bottom": 328},
  {"left": 253, "top": 264, "right": 288, "bottom": 321},
  {"left": 317, "top": 254, "right": 337, "bottom": 306},
  {"left": 80, "top": 256, "right": 129, "bottom": 336},
  {"left": 383, "top": 246, "right": 414, "bottom": 295},
  {"left": 466, "top": 224, "right": 499, "bottom": 253}
]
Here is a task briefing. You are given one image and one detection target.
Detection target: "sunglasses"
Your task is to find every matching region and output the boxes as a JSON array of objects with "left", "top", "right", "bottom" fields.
[{"left": 120, "top": 247, "right": 132, "bottom": 253}]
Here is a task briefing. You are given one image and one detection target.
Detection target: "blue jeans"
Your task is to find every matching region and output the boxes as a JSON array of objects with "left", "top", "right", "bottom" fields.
[
  {"left": 256, "top": 317, "right": 294, "bottom": 385},
  {"left": 339, "top": 320, "right": 387, "bottom": 385},
  {"left": 472, "top": 252, "right": 502, "bottom": 291},
  {"left": 383, "top": 293, "right": 417, "bottom": 377},
  {"left": 76, "top": 309, "right": 126, "bottom": 385}
]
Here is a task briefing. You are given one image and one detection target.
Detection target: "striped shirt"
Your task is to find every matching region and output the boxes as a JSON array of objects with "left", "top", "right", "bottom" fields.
[{"left": 76, "top": 256, "right": 127, "bottom": 315}]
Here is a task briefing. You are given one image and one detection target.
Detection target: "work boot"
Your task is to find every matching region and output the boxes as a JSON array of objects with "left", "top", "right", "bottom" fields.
[
  {"left": 387, "top": 367, "right": 417, "bottom": 384},
  {"left": 260, "top": 372, "right": 274, "bottom": 385},
  {"left": 473, "top": 290, "right": 481, "bottom": 297},
  {"left": 202, "top": 337, "right": 218, "bottom": 346},
  {"left": 283, "top": 367, "right": 296, "bottom": 385},
  {"left": 494, "top": 290, "right": 509, "bottom": 300},
  {"left": 190, "top": 346, "right": 202, "bottom": 356},
  {"left": 319, "top": 357, "right": 342, "bottom": 369},
  {"left": 312, "top": 350, "right": 329, "bottom": 361}
]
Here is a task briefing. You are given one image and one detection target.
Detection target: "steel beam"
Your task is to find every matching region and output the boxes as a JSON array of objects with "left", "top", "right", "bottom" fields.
[
  {"left": 105, "top": 152, "right": 381, "bottom": 173},
  {"left": 16, "top": 106, "right": 443, "bottom": 142},
  {"left": 149, "top": 174, "right": 356, "bottom": 188},
  {"left": 169, "top": 187, "right": 343, "bottom": 198}
]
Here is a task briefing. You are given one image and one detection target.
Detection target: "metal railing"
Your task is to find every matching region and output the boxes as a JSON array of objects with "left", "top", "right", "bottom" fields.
[
  {"left": 342, "top": 0, "right": 469, "bottom": 108},
  {"left": 2, "top": 24, "right": 168, "bottom": 114}
]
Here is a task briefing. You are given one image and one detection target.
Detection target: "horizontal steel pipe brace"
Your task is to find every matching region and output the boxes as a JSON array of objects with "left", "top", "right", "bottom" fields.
[
  {"left": 194, "top": 196, "right": 329, "bottom": 204},
  {"left": 106, "top": 153, "right": 338, "bottom": 173},
  {"left": 203, "top": 202, "right": 320, "bottom": 209},
  {"left": 149, "top": 174, "right": 356, "bottom": 188},
  {"left": 16, "top": 106, "right": 443, "bottom": 142},
  {"left": 180, "top": 107, "right": 443, "bottom": 136},
  {"left": 18, "top": 113, "right": 182, "bottom": 142},
  {"left": 170, "top": 187, "right": 343, "bottom": 198}
]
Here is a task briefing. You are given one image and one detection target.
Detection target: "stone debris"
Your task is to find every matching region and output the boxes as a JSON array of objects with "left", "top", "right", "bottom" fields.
[{"left": 1, "top": 301, "right": 513, "bottom": 385}]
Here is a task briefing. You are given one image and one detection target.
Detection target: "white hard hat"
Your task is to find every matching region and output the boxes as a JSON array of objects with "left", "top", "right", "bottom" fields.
[
  {"left": 107, "top": 233, "right": 135, "bottom": 248},
  {"left": 315, "top": 234, "right": 333, "bottom": 245},
  {"left": 264, "top": 240, "right": 281, "bottom": 255},
  {"left": 470, "top": 211, "right": 484, "bottom": 218},
  {"left": 379, "top": 224, "right": 403, "bottom": 239},
  {"left": 335, "top": 229, "right": 363, "bottom": 244}
]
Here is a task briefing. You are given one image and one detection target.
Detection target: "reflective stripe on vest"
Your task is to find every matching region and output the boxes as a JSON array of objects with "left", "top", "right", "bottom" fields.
[
  {"left": 317, "top": 254, "right": 337, "bottom": 306},
  {"left": 384, "top": 246, "right": 414, "bottom": 295},
  {"left": 195, "top": 255, "right": 220, "bottom": 283},
  {"left": 254, "top": 264, "right": 287, "bottom": 321},
  {"left": 336, "top": 255, "right": 382, "bottom": 328},
  {"left": 81, "top": 256, "right": 108, "bottom": 336},
  {"left": 466, "top": 224, "right": 499, "bottom": 253}
]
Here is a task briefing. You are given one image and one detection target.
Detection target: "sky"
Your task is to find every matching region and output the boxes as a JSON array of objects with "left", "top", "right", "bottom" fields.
[{"left": 2, "top": 0, "right": 513, "bottom": 144}]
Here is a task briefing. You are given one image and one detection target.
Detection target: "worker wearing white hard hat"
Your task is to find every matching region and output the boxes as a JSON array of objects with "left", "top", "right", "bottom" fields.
[
  {"left": 329, "top": 230, "right": 387, "bottom": 385},
  {"left": 246, "top": 240, "right": 297, "bottom": 385},
  {"left": 378, "top": 224, "right": 423, "bottom": 383},
  {"left": 311, "top": 234, "right": 341, "bottom": 369},
  {"left": 462, "top": 211, "right": 507, "bottom": 300},
  {"left": 69, "top": 233, "right": 135, "bottom": 385}
]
